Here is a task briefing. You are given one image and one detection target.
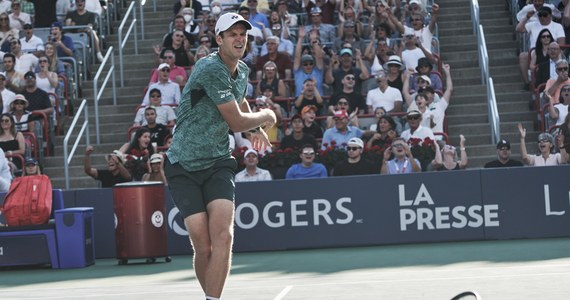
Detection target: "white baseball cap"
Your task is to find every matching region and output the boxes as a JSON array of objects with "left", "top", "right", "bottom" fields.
[{"left": 215, "top": 12, "right": 252, "bottom": 36}]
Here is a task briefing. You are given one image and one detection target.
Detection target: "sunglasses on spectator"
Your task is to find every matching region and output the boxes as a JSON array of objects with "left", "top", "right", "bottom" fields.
[
  {"left": 392, "top": 144, "right": 405, "bottom": 148},
  {"left": 303, "top": 152, "right": 315, "bottom": 156},
  {"left": 541, "top": 34, "right": 552, "bottom": 39},
  {"left": 303, "top": 62, "right": 314, "bottom": 66},
  {"left": 200, "top": 39, "right": 210, "bottom": 44},
  {"left": 347, "top": 147, "right": 361, "bottom": 151},
  {"left": 557, "top": 67, "right": 569, "bottom": 72},
  {"left": 161, "top": 68, "right": 170, "bottom": 72},
  {"left": 538, "top": 12, "right": 550, "bottom": 17},
  {"left": 1, "top": 119, "right": 11, "bottom": 123},
  {"left": 164, "top": 55, "right": 174, "bottom": 59},
  {"left": 345, "top": 76, "right": 355, "bottom": 80},
  {"left": 538, "top": 139, "right": 551, "bottom": 143},
  {"left": 338, "top": 101, "right": 349, "bottom": 105},
  {"left": 407, "top": 116, "right": 420, "bottom": 120}
]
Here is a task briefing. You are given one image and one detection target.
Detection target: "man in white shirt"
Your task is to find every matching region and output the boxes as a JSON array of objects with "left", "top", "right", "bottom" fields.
[
  {"left": 235, "top": 149, "right": 272, "bottom": 182},
  {"left": 141, "top": 63, "right": 181, "bottom": 106},
  {"left": 0, "top": 72, "right": 16, "bottom": 113},
  {"left": 400, "top": 110, "right": 435, "bottom": 142},
  {"left": 19, "top": 23, "right": 45, "bottom": 54},
  {"left": 366, "top": 70, "right": 403, "bottom": 113},
  {"left": 516, "top": 0, "right": 561, "bottom": 23},
  {"left": 10, "top": 38, "right": 38, "bottom": 74},
  {"left": 0, "top": 0, "right": 12, "bottom": 15}
]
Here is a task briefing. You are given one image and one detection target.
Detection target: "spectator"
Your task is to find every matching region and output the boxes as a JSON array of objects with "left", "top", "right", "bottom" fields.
[
  {"left": 544, "top": 60, "right": 570, "bottom": 106},
  {"left": 366, "top": 115, "right": 398, "bottom": 149},
  {"left": 9, "top": 0, "right": 31, "bottom": 31},
  {"left": 389, "top": 3, "right": 439, "bottom": 53},
  {"left": 366, "top": 71, "right": 403, "bottom": 113},
  {"left": 321, "top": 109, "right": 363, "bottom": 150},
  {"left": 365, "top": 36, "right": 392, "bottom": 81},
  {"left": 141, "top": 63, "right": 181, "bottom": 106},
  {"left": 142, "top": 107, "right": 172, "bottom": 147},
  {"left": 260, "top": 21, "right": 294, "bottom": 57},
  {"left": 432, "top": 135, "right": 468, "bottom": 171},
  {"left": 337, "top": 5, "right": 364, "bottom": 39},
  {"left": 400, "top": 110, "right": 435, "bottom": 142},
  {"left": 279, "top": 114, "right": 318, "bottom": 151},
  {"left": 194, "top": 44, "right": 211, "bottom": 61},
  {"left": 35, "top": 55, "right": 58, "bottom": 95},
  {"left": 10, "top": 38, "right": 38, "bottom": 75},
  {"left": 255, "top": 60, "right": 287, "bottom": 98},
  {"left": 163, "top": 15, "right": 196, "bottom": 50},
  {"left": 293, "top": 27, "right": 324, "bottom": 97},
  {"left": 0, "top": 113, "right": 26, "bottom": 169},
  {"left": 3, "top": 53, "right": 24, "bottom": 92},
  {"left": 9, "top": 94, "right": 34, "bottom": 133},
  {"left": 484, "top": 139, "right": 524, "bottom": 168},
  {"left": 43, "top": 42, "right": 65, "bottom": 76},
  {"left": 517, "top": 0, "right": 561, "bottom": 24},
  {"left": 252, "top": 95, "right": 282, "bottom": 142},
  {"left": 0, "top": 12, "right": 18, "bottom": 49},
  {"left": 383, "top": 55, "right": 406, "bottom": 93},
  {"left": 20, "top": 71, "right": 53, "bottom": 116},
  {"left": 333, "top": 20, "right": 364, "bottom": 54},
  {"left": 305, "top": 0, "right": 336, "bottom": 25},
  {"left": 409, "top": 57, "right": 443, "bottom": 94},
  {"left": 326, "top": 47, "right": 369, "bottom": 97},
  {"left": 155, "top": 29, "right": 195, "bottom": 67},
  {"left": 367, "top": 2, "right": 396, "bottom": 36},
  {"left": 530, "top": 29, "right": 556, "bottom": 88},
  {"left": 301, "top": 105, "right": 323, "bottom": 139},
  {"left": 516, "top": 6, "right": 565, "bottom": 90},
  {"left": 330, "top": 72, "right": 367, "bottom": 115},
  {"left": 149, "top": 50, "right": 188, "bottom": 89},
  {"left": 198, "top": 13, "right": 218, "bottom": 47},
  {"left": 333, "top": 137, "right": 378, "bottom": 176},
  {"left": 173, "top": 0, "right": 202, "bottom": 19},
  {"left": 181, "top": 8, "right": 200, "bottom": 38},
  {"left": 294, "top": 78, "right": 323, "bottom": 116},
  {"left": 276, "top": 0, "right": 297, "bottom": 27},
  {"left": 519, "top": 123, "right": 568, "bottom": 166},
  {"left": 325, "top": 95, "right": 359, "bottom": 129},
  {"left": 546, "top": 85, "right": 570, "bottom": 128},
  {"left": 380, "top": 137, "right": 422, "bottom": 174},
  {"left": 0, "top": 148, "right": 12, "bottom": 191},
  {"left": 235, "top": 148, "right": 272, "bottom": 182},
  {"left": 246, "top": 0, "right": 268, "bottom": 30},
  {"left": 0, "top": 72, "right": 16, "bottom": 113},
  {"left": 0, "top": 0, "right": 11, "bottom": 14},
  {"left": 49, "top": 21, "right": 74, "bottom": 57},
  {"left": 400, "top": 29, "right": 435, "bottom": 72},
  {"left": 29, "top": 0, "right": 57, "bottom": 28},
  {"left": 303, "top": 6, "right": 335, "bottom": 44},
  {"left": 135, "top": 88, "right": 176, "bottom": 126},
  {"left": 19, "top": 23, "right": 44, "bottom": 55},
  {"left": 141, "top": 153, "right": 168, "bottom": 184},
  {"left": 84, "top": 146, "right": 132, "bottom": 187},
  {"left": 255, "top": 36, "right": 292, "bottom": 80},
  {"left": 119, "top": 127, "right": 155, "bottom": 181},
  {"left": 285, "top": 144, "right": 327, "bottom": 179},
  {"left": 22, "top": 157, "right": 40, "bottom": 176}
]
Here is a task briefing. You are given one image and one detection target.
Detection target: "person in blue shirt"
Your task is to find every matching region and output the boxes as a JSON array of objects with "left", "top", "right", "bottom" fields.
[
  {"left": 246, "top": 0, "right": 268, "bottom": 30},
  {"left": 285, "top": 144, "right": 327, "bottom": 179},
  {"left": 321, "top": 109, "right": 364, "bottom": 150}
]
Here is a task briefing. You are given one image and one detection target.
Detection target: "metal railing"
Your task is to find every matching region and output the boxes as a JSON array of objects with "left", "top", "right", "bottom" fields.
[
  {"left": 117, "top": 1, "right": 138, "bottom": 87},
  {"left": 471, "top": 0, "right": 501, "bottom": 144},
  {"left": 63, "top": 99, "right": 90, "bottom": 190},
  {"left": 93, "top": 46, "right": 117, "bottom": 144}
]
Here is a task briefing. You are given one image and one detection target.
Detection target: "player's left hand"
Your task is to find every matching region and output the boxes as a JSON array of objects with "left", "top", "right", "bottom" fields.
[{"left": 250, "top": 129, "right": 272, "bottom": 153}]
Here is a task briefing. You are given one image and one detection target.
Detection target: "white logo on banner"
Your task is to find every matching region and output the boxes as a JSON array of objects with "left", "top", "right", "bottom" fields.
[
  {"left": 235, "top": 197, "right": 354, "bottom": 229},
  {"left": 168, "top": 207, "right": 188, "bottom": 236},
  {"left": 543, "top": 184, "right": 568, "bottom": 216},
  {"left": 151, "top": 211, "right": 164, "bottom": 228},
  {"left": 398, "top": 184, "right": 500, "bottom": 231}
]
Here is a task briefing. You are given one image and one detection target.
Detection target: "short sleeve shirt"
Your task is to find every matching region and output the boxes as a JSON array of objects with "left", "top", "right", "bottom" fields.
[{"left": 167, "top": 52, "right": 249, "bottom": 172}]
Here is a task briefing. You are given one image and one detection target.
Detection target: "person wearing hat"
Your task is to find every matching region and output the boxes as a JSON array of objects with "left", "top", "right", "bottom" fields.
[
  {"left": 20, "top": 70, "right": 53, "bottom": 116},
  {"left": 305, "top": 0, "right": 335, "bottom": 25},
  {"left": 280, "top": 113, "right": 318, "bottom": 151},
  {"left": 149, "top": 49, "right": 188, "bottom": 89},
  {"left": 302, "top": 6, "right": 335, "bottom": 44},
  {"left": 141, "top": 63, "right": 181, "bottom": 106},
  {"left": 516, "top": 0, "right": 561, "bottom": 24},
  {"left": 19, "top": 23, "right": 44, "bottom": 55},
  {"left": 484, "top": 140, "right": 524, "bottom": 168},
  {"left": 326, "top": 46, "right": 369, "bottom": 97},
  {"left": 518, "top": 123, "right": 568, "bottom": 166},
  {"left": 516, "top": 5, "right": 565, "bottom": 90},
  {"left": 134, "top": 89, "right": 176, "bottom": 127},
  {"left": 84, "top": 145, "right": 132, "bottom": 187},
  {"left": 9, "top": 0, "right": 32, "bottom": 31},
  {"left": 285, "top": 143, "right": 328, "bottom": 179},
  {"left": 9, "top": 94, "right": 34, "bottom": 133},
  {"left": 0, "top": 72, "right": 16, "bottom": 113},
  {"left": 409, "top": 57, "right": 442, "bottom": 93},
  {"left": 294, "top": 27, "right": 325, "bottom": 98},
  {"left": 22, "top": 157, "right": 41, "bottom": 176},
  {"left": 400, "top": 109, "right": 435, "bottom": 142},
  {"left": 333, "top": 137, "right": 378, "bottom": 176},
  {"left": 301, "top": 104, "right": 323, "bottom": 139},
  {"left": 382, "top": 55, "right": 406, "bottom": 92},
  {"left": 163, "top": 12, "right": 276, "bottom": 300},
  {"left": 366, "top": 70, "right": 403, "bottom": 114},
  {"left": 381, "top": 137, "right": 422, "bottom": 174},
  {"left": 255, "top": 34, "right": 292, "bottom": 81},
  {"left": 321, "top": 109, "right": 364, "bottom": 150},
  {"left": 141, "top": 153, "right": 168, "bottom": 184},
  {"left": 234, "top": 148, "right": 272, "bottom": 182},
  {"left": 49, "top": 21, "right": 74, "bottom": 57}
]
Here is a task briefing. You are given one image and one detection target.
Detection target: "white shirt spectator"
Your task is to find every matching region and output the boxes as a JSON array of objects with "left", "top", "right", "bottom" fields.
[
  {"left": 366, "top": 86, "right": 403, "bottom": 112},
  {"left": 133, "top": 105, "right": 177, "bottom": 126},
  {"left": 235, "top": 167, "right": 272, "bottom": 182},
  {"left": 401, "top": 124, "right": 435, "bottom": 142},
  {"left": 1, "top": 88, "right": 16, "bottom": 114},
  {"left": 15, "top": 53, "right": 39, "bottom": 74},
  {"left": 517, "top": 3, "right": 561, "bottom": 23},
  {"left": 141, "top": 81, "right": 181, "bottom": 106},
  {"left": 0, "top": 148, "right": 12, "bottom": 192},
  {"left": 0, "top": 1, "right": 12, "bottom": 14},
  {"left": 408, "top": 96, "right": 448, "bottom": 134},
  {"left": 528, "top": 152, "right": 564, "bottom": 166},
  {"left": 260, "top": 38, "right": 294, "bottom": 57},
  {"left": 554, "top": 103, "right": 568, "bottom": 126},
  {"left": 9, "top": 12, "right": 32, "bottom": 31},
  {"left": 402, "top": 47, "right": 426, "bottom": 71},
  {"left": 20, "top": 34, "right": 45, "bottom": 53},
  {"left": 404, "top": 25, "right": 433, "bottom": 53},
  {"left": 525, "top": 21, "right": 565, "bottom": 49},
  {"left": 85, "top": 0, "right": 103, "bottom": 15}
]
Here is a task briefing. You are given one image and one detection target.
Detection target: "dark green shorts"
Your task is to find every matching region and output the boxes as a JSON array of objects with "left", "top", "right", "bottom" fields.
[{"left": 164, "top": 158, "right": 236, "bottom": 219}]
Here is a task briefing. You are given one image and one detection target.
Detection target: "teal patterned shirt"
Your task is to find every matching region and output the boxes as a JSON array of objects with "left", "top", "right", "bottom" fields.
[{"left": 166, "top": 52, "right": 249, "bottom": 172}]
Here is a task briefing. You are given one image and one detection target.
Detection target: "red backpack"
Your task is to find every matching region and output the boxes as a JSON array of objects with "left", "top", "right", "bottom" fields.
[{"left": 1, "top": 175, "right": 53, "bottom": 226}]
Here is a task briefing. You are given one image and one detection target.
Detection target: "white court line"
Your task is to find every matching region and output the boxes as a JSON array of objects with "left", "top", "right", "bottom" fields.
[{"left": 274, "top": 285, "right": 293, "bottom": 300}]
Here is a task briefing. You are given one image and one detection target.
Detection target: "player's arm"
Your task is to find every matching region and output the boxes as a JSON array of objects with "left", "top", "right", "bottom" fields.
[{"left": 218, "top": 99, "right": 276, "bottom": 133}]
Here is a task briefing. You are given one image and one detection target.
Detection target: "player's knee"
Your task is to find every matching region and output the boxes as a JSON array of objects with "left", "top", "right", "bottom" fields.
[{"left": 212, "top": 230, "right": 233, "bottom": 248}]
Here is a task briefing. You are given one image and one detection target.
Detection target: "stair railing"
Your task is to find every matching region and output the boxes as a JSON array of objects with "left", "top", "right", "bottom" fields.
[
  {"left": 63, "top": 99, "right": 90, "bottom": 190},
  {"left": 117, "top": 1, "right": 138, "bottom": 87},
  {"left": 92, "top": 46, "right": 117, "bottom": 144},
  {"left": 471, "top": 0, "right": 501, "bottom": 144}
]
